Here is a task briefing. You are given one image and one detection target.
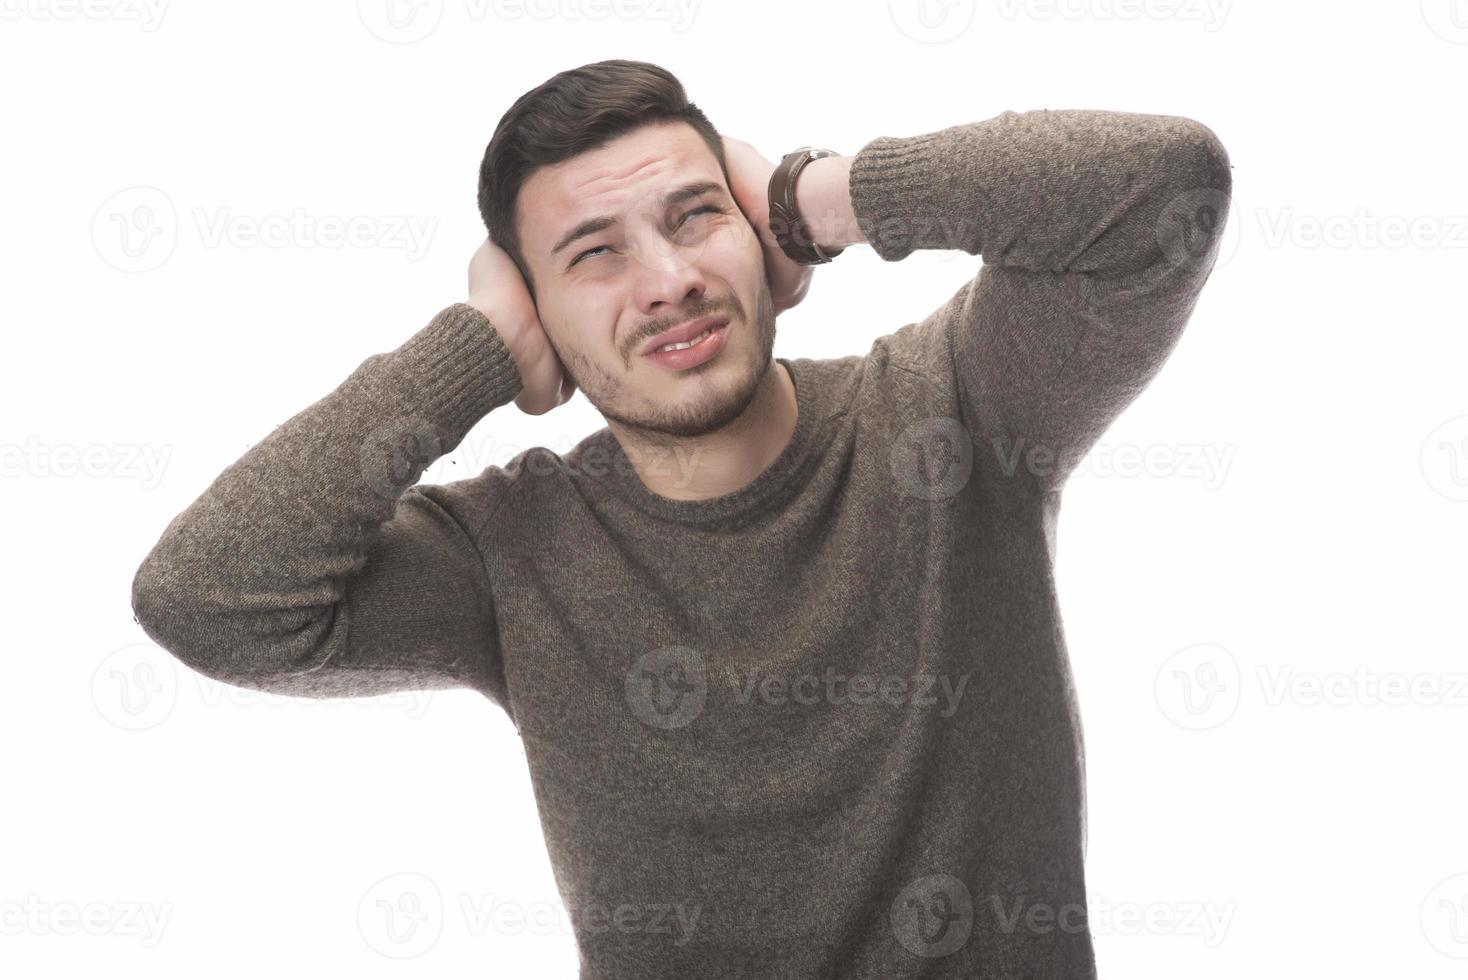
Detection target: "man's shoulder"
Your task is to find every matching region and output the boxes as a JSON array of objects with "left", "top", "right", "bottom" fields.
[
  {"left": 783, "top": 295, "right": 965, "bottom": 424},
  {"left": 409, "top": 437, "right": 592, "bottom": 546},
  {"left": 866, "top": 283, "right": 967, "bottom": 395}
]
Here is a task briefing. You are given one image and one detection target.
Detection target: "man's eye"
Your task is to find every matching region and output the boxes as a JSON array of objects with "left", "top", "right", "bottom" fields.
[
  {"left": 680, "top": 204, "right": 725, "bottom": 225},
  {"left": 571, "top": 244, "right": 610, "bottom": 265},
  {"left": 570, "top": 205, "right": 726, "bottom": 267}
]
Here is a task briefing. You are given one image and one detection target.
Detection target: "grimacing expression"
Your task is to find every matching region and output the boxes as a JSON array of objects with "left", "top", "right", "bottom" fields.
[{"left": 516, "top": 118, "right": 776, "bottom": 439}]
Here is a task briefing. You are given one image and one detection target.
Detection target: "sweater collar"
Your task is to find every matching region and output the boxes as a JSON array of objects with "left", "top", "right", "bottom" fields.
[{"left": 591, "top": 357, "right": 820, "bottom": 527}]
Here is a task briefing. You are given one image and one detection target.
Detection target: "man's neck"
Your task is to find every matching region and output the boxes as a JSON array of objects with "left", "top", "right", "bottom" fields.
[{"left": 608, "top": 360, "right": 798, "bottom": 502}]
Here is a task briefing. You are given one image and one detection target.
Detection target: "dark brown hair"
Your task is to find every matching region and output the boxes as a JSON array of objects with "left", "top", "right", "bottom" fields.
[{"left": 476, "top": 59, "right": 728, "bottom": 300}]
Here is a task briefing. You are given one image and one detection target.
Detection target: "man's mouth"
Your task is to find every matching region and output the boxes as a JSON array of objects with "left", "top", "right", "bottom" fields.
[
  {"left": 641, "top": 318, "right": 731, "bottom": 370},
  {"left": 640, "top": 314, "right": 730, "bottom": 356}
]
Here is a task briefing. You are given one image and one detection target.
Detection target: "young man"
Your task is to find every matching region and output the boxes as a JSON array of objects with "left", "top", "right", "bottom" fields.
[{"left": 131, "top": 59, "right": 1231, "bottom": 979}]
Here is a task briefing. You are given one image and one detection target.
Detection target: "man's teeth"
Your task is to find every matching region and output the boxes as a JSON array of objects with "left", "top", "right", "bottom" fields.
[{"left": 655, "top": 327, "right": 712, "bottom": 353}]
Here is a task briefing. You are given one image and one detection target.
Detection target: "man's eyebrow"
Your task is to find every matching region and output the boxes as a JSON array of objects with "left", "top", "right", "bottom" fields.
[{"left": 550, "top": 180, "right": 727, "bottom": 259}]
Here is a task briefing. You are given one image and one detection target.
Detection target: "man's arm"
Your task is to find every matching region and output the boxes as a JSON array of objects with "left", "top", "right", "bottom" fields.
[
  {"left": 129, "top": 303, "right": 524, "bottom": 713},
  {"left": 800, "top": 108, "right": 1232, "bottom": 492}
]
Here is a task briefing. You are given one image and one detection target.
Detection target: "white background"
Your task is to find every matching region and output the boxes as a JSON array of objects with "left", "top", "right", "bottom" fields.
[{"left": 4, "top": 1, "right": 1467, "bottom": 976}]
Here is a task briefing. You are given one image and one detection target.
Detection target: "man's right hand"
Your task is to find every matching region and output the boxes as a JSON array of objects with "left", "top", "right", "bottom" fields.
[{"left": 467, "top": 238, "right": 576, "bottom": 415}]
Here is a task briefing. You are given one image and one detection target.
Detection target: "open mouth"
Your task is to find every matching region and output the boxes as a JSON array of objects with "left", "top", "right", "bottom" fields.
[{"left": 642, "top": 319, "right": 730, "bottom": 370}]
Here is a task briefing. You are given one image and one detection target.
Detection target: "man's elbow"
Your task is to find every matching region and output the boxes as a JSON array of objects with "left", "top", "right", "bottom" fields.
[
  {"left": 1156, "top": 116, "right": 1233, "bottom": 205},
  {"left": 1145, "top": 116, "right": 1233, "bottom": 277},
  {"left": 129, "top": 554, "right": 321, "bottom": 690},
  {"left": 130, "top": 555, "right": 226, "bottom": 681}
]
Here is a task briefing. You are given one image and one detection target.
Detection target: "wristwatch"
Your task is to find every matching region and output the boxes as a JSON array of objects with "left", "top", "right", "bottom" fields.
[{"left": 768, "top": 146, "right": 847, "bottom": 265}]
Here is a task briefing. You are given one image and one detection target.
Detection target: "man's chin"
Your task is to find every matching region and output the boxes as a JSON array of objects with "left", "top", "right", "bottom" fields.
[{"left": 605, "top": 359, "right": 763, "bottom": 440}]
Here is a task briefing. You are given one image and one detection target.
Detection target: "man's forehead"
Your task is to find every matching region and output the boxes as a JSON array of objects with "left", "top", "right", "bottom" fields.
[{"left": 520, "top": 126, "right": 723, "bottom": 253}]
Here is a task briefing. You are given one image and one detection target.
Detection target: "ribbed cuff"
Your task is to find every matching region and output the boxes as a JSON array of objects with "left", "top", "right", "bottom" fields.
[
  {"left": 391, "top": 302, "right": 525, "bottom": 439},
  {"left": 848, "top": 128, "right": 968, "bottom": 263}
]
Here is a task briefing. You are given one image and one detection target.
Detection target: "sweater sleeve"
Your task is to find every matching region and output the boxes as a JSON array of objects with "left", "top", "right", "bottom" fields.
[
  {"left": 847, "top": 108, "right": 1233, "bottom": 492},
  {"left": 129, "top": 302, "right": 524, "bottom": 715}
]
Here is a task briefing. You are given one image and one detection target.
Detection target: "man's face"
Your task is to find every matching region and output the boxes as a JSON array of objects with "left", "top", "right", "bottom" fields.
[{"left": 517, "top": 119, "right": 775, "bottom": 440}]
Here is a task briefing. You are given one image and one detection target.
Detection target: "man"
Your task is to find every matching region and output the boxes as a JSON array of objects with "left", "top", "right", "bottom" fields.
[{"left": 131, "top": 58, "right": 1231, "bottom": 979}]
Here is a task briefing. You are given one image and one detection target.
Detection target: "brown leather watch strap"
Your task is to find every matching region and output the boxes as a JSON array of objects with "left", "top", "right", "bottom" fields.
[{"left": 767, "top": 147, "right": 846, "bottom": 266}]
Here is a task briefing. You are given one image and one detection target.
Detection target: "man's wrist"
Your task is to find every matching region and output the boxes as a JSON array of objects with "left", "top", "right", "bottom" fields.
[{"left": 792, "top": 155, "right": 866, "bottom": 251}]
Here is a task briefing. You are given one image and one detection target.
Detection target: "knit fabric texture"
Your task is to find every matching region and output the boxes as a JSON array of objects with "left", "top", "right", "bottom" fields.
[{"left": 131, "top": 107, "right": 1232, "bottom": 979}]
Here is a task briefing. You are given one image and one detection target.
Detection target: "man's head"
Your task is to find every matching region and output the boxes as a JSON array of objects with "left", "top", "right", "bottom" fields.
[{"left": 477, "top": 60, "right": 775, "bottom": 441}]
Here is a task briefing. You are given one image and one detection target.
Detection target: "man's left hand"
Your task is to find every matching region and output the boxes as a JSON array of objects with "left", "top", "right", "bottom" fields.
[{"left": 720, "top": 135, "right": 813, "bottom": 316}]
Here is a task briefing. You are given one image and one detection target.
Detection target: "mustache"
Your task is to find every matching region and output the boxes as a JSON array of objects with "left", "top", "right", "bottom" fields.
[{"left": 630, "top": 302, "right": 736, "bottom": 355}]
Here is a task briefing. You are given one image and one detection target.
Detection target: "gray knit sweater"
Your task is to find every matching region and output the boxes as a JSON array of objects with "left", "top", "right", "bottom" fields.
[{"left": 131, "top": 108, "right": 1231, "bottom": 979}]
